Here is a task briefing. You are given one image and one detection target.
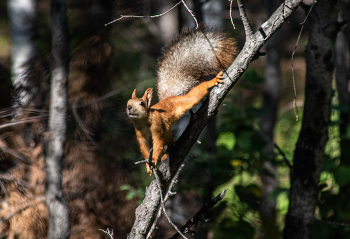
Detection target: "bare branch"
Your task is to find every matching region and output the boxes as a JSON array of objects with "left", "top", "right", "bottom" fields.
[
  {"left": 290, "top": 2, "right": 316, "bottom": 121},
  {"left": 169, "top": 189, "right": 228, "bottom": 239},
  {"left": 237, "top": 0, "right": 253, "bottom": 37},
  {"left": 229, "top": 0, "right": 236, "bottom": 29},
  {"left": 147, "top": 162, "right": 185, "bottom": 238},
  {"left": 99, "top": 228, "right": 114, "bottom": 239},
  {"left": 105, "top": 1, "right": 182, "bottom": 26},
  {"left": 274, "top": 143, "right": 292, "bottom": 169},
  {"left": 153, "top": 168, "right": 187, "bottom": 239},
  {"left": 181, "top": 0, "right": 198, "bottom": 29},
  {"left": 0, "top": 115, "right": 47, "bottom": 130}
]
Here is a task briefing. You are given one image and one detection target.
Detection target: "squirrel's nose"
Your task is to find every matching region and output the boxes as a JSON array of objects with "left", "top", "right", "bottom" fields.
[{"left": 127, "top": 105, "right": 132, "bottom": 110}]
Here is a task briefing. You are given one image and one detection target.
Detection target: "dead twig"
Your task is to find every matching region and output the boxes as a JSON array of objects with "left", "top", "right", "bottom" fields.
[
  {"left": 229, "top": 0, "right": 236, "bottom": 29},
  {"left": 290, "top": 1, "right": 316, "bottom": 121},
  {"left": 105, "top": 1, "right": 182, "bottom": 26},
  {"left": 153, "top": 167, "right": 188, "bottom": 239},
  {"left": 274, "top": 143, "right": 292, "bottom": 169},
  {"left": 0, "top": 115, "right": 47, "bottom": 130},
  {"left": 169, "top": 189, "right": 228, "bottom": 239},
  {"left": 237, "top": 0, "right": 253, "bottom": 38},
  {"left": 99, "top": 228, "right": 114, "bottom": 239},
  {"left": 147, "top": 162, "right": 186, "bottom": 238},
  {"left": 181, "top": 0, "right": 198, "bottom": 29}
]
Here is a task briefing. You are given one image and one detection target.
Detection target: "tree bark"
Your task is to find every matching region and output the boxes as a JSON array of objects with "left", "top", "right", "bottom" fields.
[
  {"left": 127, "top": 1, "right": 304, "bottom": 238},
  {"left": 335, "top": 1, "right": 350, "bottom": 166},
  {"left": 283, "top": 1, "right": 339, "bottom": 239},
  {"left": 8, "top": 0, "right": 37, "bottom": 116},
  {"left": 45, "top": 0, "right": 70, "bottom": 238},
  {"left": 335, "top": 0, "right": 350, "bottom": 205}
]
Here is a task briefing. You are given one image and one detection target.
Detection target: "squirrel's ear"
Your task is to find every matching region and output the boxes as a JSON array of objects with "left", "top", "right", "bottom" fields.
[
  {"left": 143, "top": 88, "right": 153, "bottom": 108},
  {"left": 131, "top": 89, "right": 137, "bottom": 99}
]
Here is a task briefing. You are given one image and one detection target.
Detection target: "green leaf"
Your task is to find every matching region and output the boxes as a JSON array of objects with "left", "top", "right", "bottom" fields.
[
  {"left": 120, "top": 184, "right": 131, "bottom": 191},
  {"left": 216, "top": 131, "right": 236, "bottom": 150}
]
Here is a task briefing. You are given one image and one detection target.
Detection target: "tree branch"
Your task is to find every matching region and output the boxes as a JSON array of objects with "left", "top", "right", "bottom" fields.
[
  {"left": 169, "top": 189, "right": 228, "bottom": 239},
  {"left": 127, "top": 1, "right": 304, "bottom": 238},
  {"left": 147, "top": 162, "right": 185, "bottom": 238},
  {"left": 237, "top": 0, "right": 253, "bottom": 38},
  {"left": 153, "top": 168, "right": 187, "bottom": 239}
]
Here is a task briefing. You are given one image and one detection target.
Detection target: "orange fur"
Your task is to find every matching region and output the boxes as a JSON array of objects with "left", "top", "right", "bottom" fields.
[{"left": 126, "top": 72, "right": 223, "bottom": 175}]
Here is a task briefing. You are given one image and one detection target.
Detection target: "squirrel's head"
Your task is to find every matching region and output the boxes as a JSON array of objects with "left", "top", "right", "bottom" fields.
[{"left": 126, "top": 88, "right": 153, "bottom": 119}]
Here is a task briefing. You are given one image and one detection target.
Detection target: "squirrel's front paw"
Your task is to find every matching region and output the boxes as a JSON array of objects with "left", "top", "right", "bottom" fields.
[{"left": 215, "top": 71, "right": 224, "bottom": 85}]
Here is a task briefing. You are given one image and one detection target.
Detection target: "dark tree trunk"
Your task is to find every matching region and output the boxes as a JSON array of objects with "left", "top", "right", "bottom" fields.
[
  {"left": 45, "top": 0, "right": 70, "bottom": 238},
  {"left": 335, "top": 0, "right": 350, "bottom": 203},
  {"left": 335, "top": 1, "right": 350, "bottom": 166},
  {"left": 258, "top": 0, "right": 280, "bottom": 238},
  {"left": 283, "top": 1, "right": 339, "bottom": 239}
]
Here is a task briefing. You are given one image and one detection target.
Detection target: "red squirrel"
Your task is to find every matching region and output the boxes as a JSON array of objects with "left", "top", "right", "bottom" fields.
[{"left": 127, "top": 27, "right": 237, "bottom": 175}]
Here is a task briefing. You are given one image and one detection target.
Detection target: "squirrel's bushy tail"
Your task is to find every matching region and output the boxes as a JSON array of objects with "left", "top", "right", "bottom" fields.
[{"left": 156, "top": 26, "right": 237, "bottom": 101}]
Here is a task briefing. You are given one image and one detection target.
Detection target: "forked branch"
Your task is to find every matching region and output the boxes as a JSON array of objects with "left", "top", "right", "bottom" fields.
[{"left": 128, "top": 1, "right": 304, "bottom": 238}]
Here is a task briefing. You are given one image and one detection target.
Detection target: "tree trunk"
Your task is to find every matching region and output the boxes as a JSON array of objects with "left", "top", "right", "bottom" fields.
[
  {"left": 258, "top": 0, "right": 280, "bottom": 238},
  {"left": 283, "top": 1, "right": 339, "bottom": 239},
  {"left": 335, "top": 1, "right": 350, "bottom": 166},
  {"left": 335, "top": 0, "right": 350, "bottom": 205},
  {"left": 8, "top": 0, "right": 37, "bottom": 116},
  {"left": 45, "top": 0, "right": 70, "bottom": 238}
]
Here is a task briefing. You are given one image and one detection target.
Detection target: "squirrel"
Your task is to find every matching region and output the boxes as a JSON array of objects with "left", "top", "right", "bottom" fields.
[{"left": 126, "top": 27, "right": 237, "bottom": 175}]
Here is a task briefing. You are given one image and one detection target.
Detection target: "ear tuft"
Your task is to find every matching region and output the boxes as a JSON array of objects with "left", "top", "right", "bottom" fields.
[
  {"left": 132, "top": 89, "right": 137, "bottom": 99},
  {"left": 143, "top": 88, "right": 153, "bottom": 108}
]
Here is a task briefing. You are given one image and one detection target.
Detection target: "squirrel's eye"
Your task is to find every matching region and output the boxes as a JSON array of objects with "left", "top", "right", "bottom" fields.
[{"left": 140, "top": 102, "right": 145, "bottom": 106}]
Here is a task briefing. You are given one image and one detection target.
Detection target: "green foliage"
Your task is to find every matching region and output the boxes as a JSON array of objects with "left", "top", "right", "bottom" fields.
[
  {"left": 120, "top": 184, "right": 145, "bottom": 205},
  {"left": 216, "top": 132, "right": 236, "bottom": 151},
  {"left": 314, "top": 96, "right": 350, "bottom": 239}
]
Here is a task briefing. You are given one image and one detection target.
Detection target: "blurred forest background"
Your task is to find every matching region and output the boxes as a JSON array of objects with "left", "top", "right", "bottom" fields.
[{"left": 0, "top": 0, "right": 349, "bottom": 238}]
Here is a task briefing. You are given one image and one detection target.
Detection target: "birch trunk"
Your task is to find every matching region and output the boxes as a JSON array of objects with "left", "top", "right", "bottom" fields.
[{"left": 45, "top": 0, "right": 70, "bottom": 238}]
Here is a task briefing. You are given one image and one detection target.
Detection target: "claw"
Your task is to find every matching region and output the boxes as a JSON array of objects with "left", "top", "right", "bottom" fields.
[
  {"left": 216, "top": 71, "right": 223, "bottom": 79},
  {"left": 215, "top": 71, "right": 224, "bottom": 85}
]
